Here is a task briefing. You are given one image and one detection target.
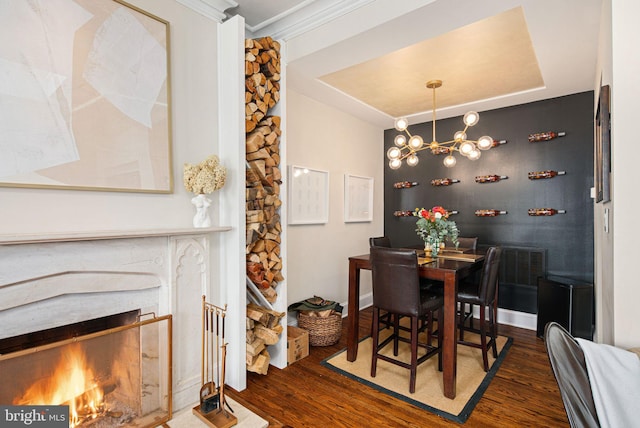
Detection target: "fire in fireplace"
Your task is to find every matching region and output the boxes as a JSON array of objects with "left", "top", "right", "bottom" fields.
[{"left": 0, "top": 311, "right": 172, "bottom": 427}]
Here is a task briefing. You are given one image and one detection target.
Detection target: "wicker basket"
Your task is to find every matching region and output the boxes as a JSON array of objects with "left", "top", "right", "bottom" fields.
[{"left": 297, "top": 312, "right": 342, "bottom": 346}]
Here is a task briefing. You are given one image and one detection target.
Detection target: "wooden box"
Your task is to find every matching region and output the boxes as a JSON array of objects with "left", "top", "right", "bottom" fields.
[{"left": 287, "top": 326, "right": 309, "bottom": 364}]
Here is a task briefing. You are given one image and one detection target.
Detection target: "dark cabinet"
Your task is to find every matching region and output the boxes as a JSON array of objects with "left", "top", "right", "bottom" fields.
[{"left": 537, "top": 275, "right": 593, "bottom": 340}]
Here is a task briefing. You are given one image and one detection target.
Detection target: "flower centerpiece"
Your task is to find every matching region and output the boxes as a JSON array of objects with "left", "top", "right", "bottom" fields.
[
  {"left": 183, "top": 155, "right": 227, "bottom": 228},
  {"left": 414, "top": 206, "right": 459, "bottom": 257}
]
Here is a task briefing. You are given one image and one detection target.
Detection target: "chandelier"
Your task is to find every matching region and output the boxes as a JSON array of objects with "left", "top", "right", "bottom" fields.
[{"left": 387, "top": 80, "right": 494, "bottom": 169}]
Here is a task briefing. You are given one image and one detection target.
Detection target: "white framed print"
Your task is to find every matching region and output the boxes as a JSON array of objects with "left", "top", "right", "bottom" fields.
[
  {"left": 344, "top": 174, "right": 373, "bottom": 223},
  {"left": 287, "top": 165, "right": 329, "bottom": 225}
]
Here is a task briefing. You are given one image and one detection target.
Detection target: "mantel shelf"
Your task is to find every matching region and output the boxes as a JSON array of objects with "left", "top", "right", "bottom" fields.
[{"left": 0, "top": 226, "right": 232, "bottom": 245}]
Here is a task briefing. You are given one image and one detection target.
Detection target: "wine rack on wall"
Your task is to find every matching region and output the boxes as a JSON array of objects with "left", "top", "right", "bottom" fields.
[{"left": 383, "top": 91, "right": 594, "bottom": 314}]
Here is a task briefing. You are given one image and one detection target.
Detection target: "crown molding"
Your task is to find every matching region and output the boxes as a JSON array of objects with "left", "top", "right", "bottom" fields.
[
  {"left": 174, "top": 0, "right": 238, "bottom": 22},
  {"left": 248, "top": 0, "right": 374, "bottom": 41}
]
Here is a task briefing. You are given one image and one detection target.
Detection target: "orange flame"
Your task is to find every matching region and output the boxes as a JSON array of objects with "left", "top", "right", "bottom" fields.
[{"left": 14, "top": 344, "right": 105, "bottom": 427}]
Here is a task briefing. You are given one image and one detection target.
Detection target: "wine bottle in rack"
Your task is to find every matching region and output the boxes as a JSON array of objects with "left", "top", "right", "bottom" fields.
[
  {"left": 491, "top": 139, "right": 508, "bottom": 147},
  {"left": 475, "top": 175, "right": 508, "bottom": 183},
  {"left": 446, "top": 210, "right": 459, "bottom": 216},
  {"left": 431, "top": 146, "right": 451, "bottom": 155},
  {"left": 393, "top": 181, "right": 419, "bottom": 189},
  {"left": 528, "top": 208, "right": 566, "bottom": 216},
  {"left": 430, "top": 178, "right": 460, "bottom": 186},
  {"left": 475, "top": 209, "right": 508, "bottom": 217},
  {"left": 528, "top": 131, "right": 566, "bottom": 142},
  {"left": 393, "top": 210, "right": 414, "bottom": 217},
  {"left": 528, "top": 170, "right": 566, "bottom": 180}
]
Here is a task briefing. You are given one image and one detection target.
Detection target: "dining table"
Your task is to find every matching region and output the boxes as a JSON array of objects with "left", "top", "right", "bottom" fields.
[{"left": 346, "top": 248, "right": 485, "bottom": 399}]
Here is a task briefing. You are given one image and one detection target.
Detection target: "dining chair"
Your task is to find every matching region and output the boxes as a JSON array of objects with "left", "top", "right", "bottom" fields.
[
  {"left": 457, "top": 246, "right": 502, "bottom": 371},
  {"left": 452, "top": 236, "right": 479, "bottom": 327},
  {"left": 445, "top": 236, "right": 478, "bottom": 250},
  {"left": 544, "top": 322, "right": 600, "bottom": 428},
  {"left": 369, "top": 236, "right": 393, "bottom": 330},
  {"left": 369, "top": 236, "right": 391, "bottom": 248},
  {"left": 370, "top": 246, "right": 443, "bottom": 393}
]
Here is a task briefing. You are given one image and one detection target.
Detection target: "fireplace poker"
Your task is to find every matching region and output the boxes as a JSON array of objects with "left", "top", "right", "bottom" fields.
[
  {"left": 215, "top": 308, "right": 220, "bottom": 389},
  {"left": 200, "top": 302, "right": 217, "bottom": 413}
]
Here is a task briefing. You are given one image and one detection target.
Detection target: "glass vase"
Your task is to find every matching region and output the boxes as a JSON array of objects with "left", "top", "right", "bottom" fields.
[{"left": 425, "top": 239, "right": 442, "bottom": 257}]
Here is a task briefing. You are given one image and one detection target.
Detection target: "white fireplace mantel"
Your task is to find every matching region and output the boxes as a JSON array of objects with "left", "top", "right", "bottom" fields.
[
  {"left": 0, "top": 225, "right": 233, "bottom": 411},
  {"left": 0, "top": 226, "right": 232, "bottom": 245}
]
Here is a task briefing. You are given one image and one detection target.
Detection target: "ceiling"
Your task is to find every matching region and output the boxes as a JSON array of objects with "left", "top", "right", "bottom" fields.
[{"left": 225, "top": 0, "right": 603, "bottom": 128}]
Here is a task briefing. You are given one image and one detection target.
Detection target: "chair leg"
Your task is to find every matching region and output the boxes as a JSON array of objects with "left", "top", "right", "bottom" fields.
[
  {"left": 458, "top": 302, "right": 466, "bottom": 340},
  {"left": 426, "top": 310, "right": 433, "bottom": 346},
  {"left": 437, "top": 308, "right": 443, "bottom": 372},
  {"left": 409, "top": 316, "right": 418, "bottom": 393},
  {"left": 393, "top": 314, "right": 400, "bottom": 356},
  {"left": 490, "top": 300, "right": 498, "bottom": 358},
  {"left": 479, "top": 305, "right": 489, "bottom": 372},
  {"left": 371, "top": 307, "right": 380, "bottom": 377}
]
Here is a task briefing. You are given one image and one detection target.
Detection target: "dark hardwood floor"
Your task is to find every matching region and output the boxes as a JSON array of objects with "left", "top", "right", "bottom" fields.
[{"left": 231, "top": 307, "right": 569, "bottom": 427}]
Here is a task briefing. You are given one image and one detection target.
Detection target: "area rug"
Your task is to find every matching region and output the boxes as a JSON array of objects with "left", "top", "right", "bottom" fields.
[{"left": 322, "top": 325, "right": 513, "bottom": 423}]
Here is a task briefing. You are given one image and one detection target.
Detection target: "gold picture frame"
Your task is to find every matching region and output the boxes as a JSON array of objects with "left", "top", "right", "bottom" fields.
[{"left": 0, "top": 0, "right": 173, "bottom": 193}]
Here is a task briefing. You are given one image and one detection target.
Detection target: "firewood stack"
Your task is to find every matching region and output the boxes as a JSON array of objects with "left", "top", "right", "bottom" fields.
[
  {"left": 245, "top": 37, "right": 284, "bottom": 375},
  {"left": 245, "top": 36, "right": 284, "bottom": 305},
  {"left": 246, "top": 303, "right": 285, "bottom": 374}
]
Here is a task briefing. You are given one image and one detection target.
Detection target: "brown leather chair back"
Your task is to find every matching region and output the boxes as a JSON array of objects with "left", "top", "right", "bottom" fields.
[
  {"left": 445, "top": 236, "right": 478, "bottom": 249},
  {"left": 369, "top": 236, "right": 391, "bottom": 248},
  {"left": 370, "top": 247, "right": 421, "bottom": 317},
  {"left": 544, "top": 322, "right": 599, "bottom": 428},
  {"left": 477, "top": 246, "right": 502, "bottom": 304}
]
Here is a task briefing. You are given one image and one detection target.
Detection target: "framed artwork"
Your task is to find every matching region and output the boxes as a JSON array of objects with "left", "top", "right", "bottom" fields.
[
  {"left": 287, "top": 165, "right": 329, "bottom": 225},
  {"left": 0, "top": 0, "right": 173, "bottom": 193},
  {"left": 344, "top": 174, "right": 373, "bottom": 223},
  {"left": 595, "top": 84, "right": 611, "bottom": 203}
]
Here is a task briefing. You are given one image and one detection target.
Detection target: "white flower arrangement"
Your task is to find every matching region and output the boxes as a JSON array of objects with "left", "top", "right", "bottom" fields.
[{"left": 183, "top": 155, "right": 227, "bottom": 194}]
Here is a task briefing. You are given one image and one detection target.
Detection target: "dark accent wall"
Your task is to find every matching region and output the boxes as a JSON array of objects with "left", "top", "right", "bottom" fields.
[{"left": 384, "top": 91, "right": 594, "bottom": 313}]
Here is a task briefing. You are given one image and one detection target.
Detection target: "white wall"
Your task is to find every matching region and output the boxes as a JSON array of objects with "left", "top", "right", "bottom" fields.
[
  {"left": 609, "top": 0, "right": 640, "bottom": 348},
  {"left": 285, "top": 90, "right": 383, "bottom": 312},
  {"left": 593, "top": 0, "right": 614, "bottom": 344},
  {"left": 0, "top": 0, "right": 221, "bottom": 235}
]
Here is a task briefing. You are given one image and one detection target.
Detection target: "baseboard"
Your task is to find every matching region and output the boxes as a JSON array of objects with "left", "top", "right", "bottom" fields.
[{"left": 341, "top": 292, "right": 537, "bottom": 331}]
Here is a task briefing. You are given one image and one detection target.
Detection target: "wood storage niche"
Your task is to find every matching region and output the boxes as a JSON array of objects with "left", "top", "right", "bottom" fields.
[{"left": 245, "top": 36, "right": 284, "bottom": 375}]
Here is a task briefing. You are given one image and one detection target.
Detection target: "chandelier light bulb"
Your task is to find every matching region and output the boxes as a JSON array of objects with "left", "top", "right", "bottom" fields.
[
  {"left": 394, "top": 134, "right": 407, "bottom": 147},
  {"left": 394, "top": 117, "right": 409, "bottom": 132},
  {"left": 407, "top": 154, "right": 419, "bottom": 166},
  {"left": 387, "top": 146, "right": 401, "bottom": 159},
  {"left": 408, "top": 135, "right": 424, "bottom": 150},
  {"left": 443, "top": 155, "right": 457, "bottom": 168},
  {"left": 454, "top": 131, "right": 467, "bottom": 142},
  {"left": 459, "top": 141, "right": 475, "bottom": 155},
  {"left": 477, "top": 135, "right": 493, "bottom": 150},
  {"left": 389, "top": 158, "right": 402, "bottom": 169},
  {"left": 467, "top": 148, "right": 482, "bottom": 160},
  {"left": 463, "top": 111, "right": 479, "bottom": 126}
]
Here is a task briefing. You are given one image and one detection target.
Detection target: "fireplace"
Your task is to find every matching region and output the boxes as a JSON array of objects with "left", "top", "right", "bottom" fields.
[
  {"left": 0, "top": 228, "right": 228, "bottom": 414},
  {"left": 0, "top": 311, "right": 172, "bottom": 427}
]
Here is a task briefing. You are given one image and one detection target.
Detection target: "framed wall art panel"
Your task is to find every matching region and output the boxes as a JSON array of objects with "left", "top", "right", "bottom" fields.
[
  {"left": 287, "top": 165, "right": 329, "bottom": 225},
  {"left": 344, "top": 174, "right": 373, "bottom": 223},
  {"left": 0, "top": 0, "right": 173, "bottom": 193}
]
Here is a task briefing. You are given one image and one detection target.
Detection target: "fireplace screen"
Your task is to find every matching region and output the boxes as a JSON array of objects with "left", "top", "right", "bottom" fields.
[{"left": 0, "top": 314, "right": 172, "bottom": 427}]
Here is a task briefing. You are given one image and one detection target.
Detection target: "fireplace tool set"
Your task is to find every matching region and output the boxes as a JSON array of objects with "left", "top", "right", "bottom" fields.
[{"left": 193, "top": 296, "right": 237, "bottom": 427}]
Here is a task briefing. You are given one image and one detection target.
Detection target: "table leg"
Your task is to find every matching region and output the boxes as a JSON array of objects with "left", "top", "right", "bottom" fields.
[
  {"left": 442, "top": 271, "right": 458, "bottom": 399},
  {"left": 347, "top": 259, "right": 361, "bottom": 362}
]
